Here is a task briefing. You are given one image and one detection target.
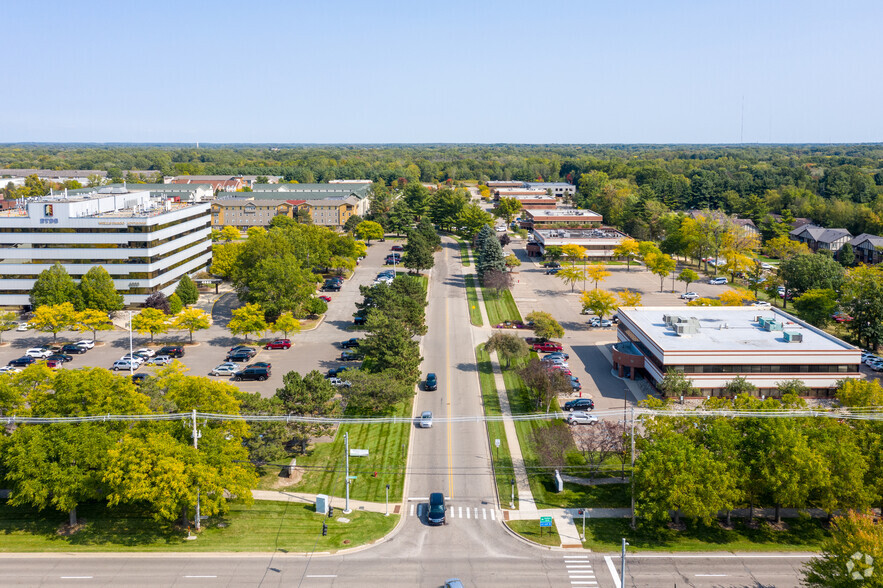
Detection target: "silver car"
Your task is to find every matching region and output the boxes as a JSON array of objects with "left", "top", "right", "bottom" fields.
[
  {"left": 566, "top": 411, "right": 598, "bottom": 425},
  {"left": 419, "top": 411, "right": 433, "bottom": 428},
  {"left": 146, "top": 355, "right": 172, "bottom": 366}
]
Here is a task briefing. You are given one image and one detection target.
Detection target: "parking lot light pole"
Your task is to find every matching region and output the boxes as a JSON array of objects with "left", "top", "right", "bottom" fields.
[
  {"left": 128, "top": 310, "right": 134, "bottom": 377},
  {"left": 385, "top": 484, "right": 390, "bottom": 516},
  {"left": 620, "top": 538, "right": 629, "bottom": 587},
  {"left": 510, "top": 478, "right": 515, "bottom": 509}
]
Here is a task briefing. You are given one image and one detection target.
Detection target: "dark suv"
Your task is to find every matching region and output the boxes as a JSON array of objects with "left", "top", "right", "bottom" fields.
[
  {"left": 158, "top": 346, "right": 185, "bottom": 358},
  {"left": 339, "top": 338, "right": 361, "bottom": 349},
  {"left": 427, "top": 492, "right": 446, "bottom": 525},
  {"left": 425, "top": 373, "right": 437, "bottom": 391},
  {"left": 564, "top": 398, "right": 595, "bottom": 412},
  {"left": 227, "top": 349, "right": 257, "bottom": 362},
  {"left": 61, "top": 344, "right": 88, "bottom": 355},
  {"left": 233, "top": 366, "right": 270, "bottom": 381}
]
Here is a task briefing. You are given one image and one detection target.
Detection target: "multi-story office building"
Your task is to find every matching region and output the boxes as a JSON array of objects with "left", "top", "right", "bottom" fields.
[{"left": 0, "top": 187, "right": 211, "bottom": 306}]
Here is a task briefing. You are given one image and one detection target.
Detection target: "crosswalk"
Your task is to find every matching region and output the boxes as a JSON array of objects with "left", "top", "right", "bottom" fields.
[
  {"left": 407, "top": 502, "right": 497, "bottom": 522},
  {"left": 562, "top": 555, "right": 596, "bottom": 586}
]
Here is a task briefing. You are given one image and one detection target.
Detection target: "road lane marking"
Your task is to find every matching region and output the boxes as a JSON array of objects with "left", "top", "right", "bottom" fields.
[
  {"left": 458, "top": 506, "right": 462, "bottom": 518},
  {"left": 60, "top": 578, "right": 93, "bottom": 580},
  {"left": 564, "top": 556, "right": 589, "bottom": 559},
  {"left": 184, "top": 576, "right": 217, "bottom": 579},
  {"left": 482, "top": 508, "right": 487, "bottom": 520},
  {"left": 490, "top": 510, "right": 496, "bottom": 520},
  {"left": 604, "top": 556, "right": 620, "bottom": 588},
  {"left": 306, "top": 575, "right": 338, "bottom": 578},
  {"left": 466, "top": 507, "right": 470, "bottom": 519},
  {"left": 445, "top": 272, "right": 454, "bottom": 498},
  {"left": 473, "top": 507, "right": 478, "bottom": 519},
  {"left": 696, "top": 575, "right": 728, "bottom": 577},
  {"left": 409, "top": 503, "right": 414, "bottom": 516}
]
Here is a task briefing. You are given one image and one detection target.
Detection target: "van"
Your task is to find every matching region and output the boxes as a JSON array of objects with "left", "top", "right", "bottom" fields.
[{"left": 232, "top": 366, "right": 270, "bottom": 381}]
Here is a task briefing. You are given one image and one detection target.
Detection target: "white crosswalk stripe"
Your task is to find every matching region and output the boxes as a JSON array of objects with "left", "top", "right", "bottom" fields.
[
  {"left": 563, "top": 555, "right": 594, "bottom": 586},
  {"left": 406, "top": 504, "right": 500, "bottom": 523}
]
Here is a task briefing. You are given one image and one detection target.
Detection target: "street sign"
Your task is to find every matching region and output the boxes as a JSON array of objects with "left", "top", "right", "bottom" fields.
[
  {"left": 346, "top": 475, "right": 358, "bottom": 480},
  {"left": 539, "top": 516, "right": 552, "bottom": 528},
  {"left": 349, "top": 449, "right": 369, "bottom": 457},
  {"left": 494, "top": 439, "right": 501, "bottom": 448}
]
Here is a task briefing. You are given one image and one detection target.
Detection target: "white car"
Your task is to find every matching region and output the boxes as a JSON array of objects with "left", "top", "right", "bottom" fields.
[
  {"left": 16, "top": 322, "right": 32, "bottom": 332},
  {"left": 146, "top": 355, "right": 172, "bottom": 366},
  {"left": 750, "top": 301, "right": 771, "bottom": 308},
  {"left": 680, "top": 292, "right": 699, "bottom": 300},
  {"left": 760, "top": 262, "right": 774, "bottom": 270},
  {"left": 210, "top": 363, "right": 238, "bottom": 376},
  {"left": 590, "top": 318, "right": 613, "bottom": 328},
  {"left": 112, "top": 359, "right": 138, "bottom": 371},
  {"left": 419, "top": 411, "right": 433, "bottom": 428},
  {"left": 75, "top": 340, "right": 95, "bottom": 349},
  {"left": 495, "top": 225, "right": 507, "bottom": 232},
  {"left": 0, "top": 366, "right": 22, "bottom": 374},
  {"left": 566, "top": 411, "right": 599, "bottom": 425},
  {"left": 119, "top": 354, "right": 144, "bottom": 366},
  {"left": 329, "top": 377, "right": 352, "bottom": 387},
  {"left": 134, "top": 347, "right": 155, "bottom": 358},
  {"left": 709, "top": 277, "right": 728, "bottom": 285},
  {"left": 26, "top": 348, "right": 52, "bottom": 359}
]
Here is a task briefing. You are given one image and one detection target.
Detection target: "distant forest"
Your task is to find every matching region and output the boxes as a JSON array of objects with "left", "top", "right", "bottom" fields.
[{"left": 3, "top": 143, "right": 883, "bottom": 237}]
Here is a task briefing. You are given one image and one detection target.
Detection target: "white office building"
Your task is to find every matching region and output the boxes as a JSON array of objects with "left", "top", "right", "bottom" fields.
[{"left": 0, "top": 187, "right": 211, "bottom": 306}]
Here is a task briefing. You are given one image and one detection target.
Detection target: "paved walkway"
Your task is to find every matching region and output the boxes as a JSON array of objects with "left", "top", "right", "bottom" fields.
[{"left": 251, "top": 490, "right": 392, "bottom": 515}]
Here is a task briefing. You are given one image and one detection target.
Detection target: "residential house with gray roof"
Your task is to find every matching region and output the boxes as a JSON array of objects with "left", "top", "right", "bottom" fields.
[{"left": 789, "top": 224, "right": 853, "bottom": 256}]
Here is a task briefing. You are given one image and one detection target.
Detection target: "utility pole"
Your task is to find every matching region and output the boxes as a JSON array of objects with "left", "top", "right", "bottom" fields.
[
  {"left": 630, "top": 407, "right": 636, "bottom": 530},
  {"left": 191, "top": 409, "right": 201, "bottom": 531},
  {"left": 344, "top": 432, "right": 351, "bottom": 514},
  {"left": 620, "top": 538, "right": 629, "bottom": 588},
  {"left": 128, "top": 310, "right": 134, "bottom": 377},
  {"left": 385, "top": 483, "right": 390, "bottom": 517},
  {"left": 622, "top": 388, "right": 628, "bottom": 479}
]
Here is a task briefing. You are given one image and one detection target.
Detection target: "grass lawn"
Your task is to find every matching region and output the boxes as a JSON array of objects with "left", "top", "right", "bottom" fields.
[
  {"left": 465, "top": 275, "right": 483, "bottom": 326},
  {"left": 532, "top": 482, "right": 631, "bottom": 510},
  {"left": 476, "top": 345, "right": 516, "bottom": 507},
  {"left": 506, "top": 519, "right": 561, "bottom": 547},
  {"left": 482, "top": 287, "right": 522, "bottom": 325},
  {"left": 456, "top": 237, "right": 471, "bottom": 266},
  {"left": 267, "top": 399, "right": 412, "bottom": 502},
  {"left": 0, "top": 500, "right": 398, "bottom": 552},
  {"left": 583, "top": 516, "right": 828, "bottom": 552}
]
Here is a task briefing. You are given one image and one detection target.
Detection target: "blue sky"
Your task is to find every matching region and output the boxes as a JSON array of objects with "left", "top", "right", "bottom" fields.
[{"left": 4, "top": 0, "right": 882, "bottom": 143}]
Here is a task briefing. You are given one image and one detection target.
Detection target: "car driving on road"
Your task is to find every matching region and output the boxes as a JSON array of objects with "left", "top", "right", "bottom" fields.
[
  {"left": 419, "top": 411, "right": 433, "bottom": 428},
  {"left": 425, "top": 373, "right": 437, "bottom": 391},
  {"left": 427, "top": 492, "right": 446, "bottom": 525}
]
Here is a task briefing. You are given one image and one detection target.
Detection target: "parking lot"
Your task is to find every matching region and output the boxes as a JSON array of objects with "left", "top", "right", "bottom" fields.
[{"left": 0, "top": 238, "right": 406, "bottom": 397}]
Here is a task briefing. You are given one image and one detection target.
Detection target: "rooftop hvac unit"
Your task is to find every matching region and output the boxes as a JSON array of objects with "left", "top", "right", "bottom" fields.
[
  {"left": 783, "top": 331, "right": 803, "bottom": 343},
  {"left": 764, "top": 320, "right": 784, "bottom": 332}
]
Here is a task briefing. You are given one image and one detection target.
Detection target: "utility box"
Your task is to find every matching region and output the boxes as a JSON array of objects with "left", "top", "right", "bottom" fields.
[{"left": 315, "top": 494, "right": 329, "bottom": 515}]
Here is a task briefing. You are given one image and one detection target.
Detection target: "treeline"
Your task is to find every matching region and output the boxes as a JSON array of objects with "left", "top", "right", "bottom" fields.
[{"left": 633, "top": 380, "right": 883, "bottom": 528}]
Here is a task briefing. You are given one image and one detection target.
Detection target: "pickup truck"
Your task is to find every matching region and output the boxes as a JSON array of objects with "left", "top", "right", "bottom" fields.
[{"left": 339, "top": 338, "right": 361, "bottom": 349}]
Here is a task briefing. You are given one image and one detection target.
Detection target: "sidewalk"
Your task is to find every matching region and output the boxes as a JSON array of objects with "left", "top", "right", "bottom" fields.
[{"left": 251, "top": 490, "right": 392, "bottom": 515}]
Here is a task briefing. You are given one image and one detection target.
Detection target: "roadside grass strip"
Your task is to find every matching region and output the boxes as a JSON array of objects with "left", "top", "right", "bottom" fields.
[
  {"left": 456, "top": 237, "right": 472, "bottom": 266},
  {"left": 476, "top": 344, "right": 515, "bottom": 507},
  {"left": 506, "top": 519, "right": 561, "bottom": 547},
  {"left": 482, "top": 287, "right": 522, "bottom": 325},
  {"left": 0, "top": 500, "right": 397, "bottom": 552},
  {"left": 582, "top": 516, "right": 829, "bottom": 552},
  {"left": 465, "top": 275, "right": 483, "bottom": 326}
]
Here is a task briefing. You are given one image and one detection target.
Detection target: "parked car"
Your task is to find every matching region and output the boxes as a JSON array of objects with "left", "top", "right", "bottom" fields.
[
  {"left": 329, "top": 377, "right": 352, "bottom": 387},
  {"left": 132, "top": 350, "right": 152, "bottom": 360},
  {"left": 570, "top": 379, "right": 582, "bottom": 392},
  {"left": 318, "top": 295, "right": 332, "bottom": 303},
  {"left": 750, "top": 301, "right": 771, "bottom": 308},
  {"left": 524, "top": 337, "right": 548, "bottom": 345},
  {"left": 46, "top": 353, "right": 73, "bottom": 364},
  {"left": 61, "top": 343, "right": 88, "bottom": 355},
  {"left": 247, "top": 361, "right": 272, "bottom": 370},
  {"left": 544, "top": 352, "right": 570, "bottom": 361},
  {"left": 339, "top": 338, "right": 361, "bottom": 349},
  {"left": 425, "top": 373, "right": 438, "bottom": 391},
  {"left": 134, "top": 347, "right": 155, "bottom": 357},
  {"left": 146, "top": 355, "right": 172, "bottom": 366},
  {"left": 227, "top": 349, "right": 257, "bottom": 362},
  {"left": 327, "top": 366, "right": 347, "bottom": 378},
  {"left": 542, "top": 261, "right": 561, "bottom": 268},
  {"left": 8, "top": 356, "right": 36, "bottom": 368},
  {"left": 419, "top": 411, "right": 433, "bottom": 428},
  {"left": 709, "top": 277, "right": 728, "bottom": 285},
  {"left": 322, "top": 281, "right": 342, "bottom": 292},
  {"left": 589, "top": 317, "right": 613, "bottom": 328},
  {"left": 427, "top": 492, "right": 446, "bottom": 525},
  {"left": 566, "top": 411, "right": 599, "bottom": 425},
  {"left": 680, "top": 292, "right": 699, "bottom": 300},
  {"left": 264, "top": 339, "right": 291, "bottom": 350},
  {"left": 564, "top": 398, "right": 595, "bottom": 412},
  {"left": 543, "top": 358, "right": 569, "bottom": 368},
  {"left": 75, "top": 339, "right": 95, "bottom": 349},
  {"left": 544, "top": 267, "right": 561, "bottom": 275},
  {"left": 112, "top": 359, "right": 138, "bottom": 371},
  {"left": 229, "top": 344, "right": 256, "bottom": 353},
  {"left": 15, "top": 322, "right": 32, "bottom": 331},
  {"left": 353, "top": 315, "right": 367, "bottom": 326},
  {"left": 340, "top": 350, "right": 363, "bottom": 361},
  {"left": 0, "top": 366, "right": 22, "bottom": 374},
  {"left": 548, "top": 366, "right": 572, "bottom": 376},
  {"left": 119, "top": 354, "right": 145, "bottom": 366},
  {"left": 26, "top": 348, "right": 52, "bottom": 359},
  {"left": 211, "top": 363, "right": 239, "bottom": 376},
  {"left": 391, "top": 245, "right": 404, "bottom": 252},
  {"left": 232, "top": 366, "right": 271, "bottom": 381},
  {"left": 131, "top": 373, "right": 149, "bottom": 385},
  {"left": 833, "top": 312, "right": 854, "bottom": 323},
  {"left": 532, "top": 342, "right": 563, "bottom": 353},
  {"left": 157, "top": 345, "right": 184, "bottom": 358}
]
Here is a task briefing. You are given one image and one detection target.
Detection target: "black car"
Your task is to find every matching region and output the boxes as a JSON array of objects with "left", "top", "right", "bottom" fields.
[
  {"left": 322, "top": 282, "right": 342, "bottom": 292},
  {"left": 564, "top": 398, "right": 595, "bottom": 412},
  {"left": 545, "top": 267, "right": 561, "bottom": 275},
  {"left": 229, "top": 345, "right": 256, "bottom": 354},
  {"left": 340, "top": 351, "right": 362, "bottom": 361},
  {"left": 158, "top": 346, "right": 185, "bottom": 358},
  {"left": 46, "top": 353, "right": 73, "bottom": 364},
  {"left": 427, "top": 492, "right": 446, "bottom": 525},
  {"left": 543, "top": 261, "right": 561, "bottom": 268},
  {"left": 227, "top": 349, "right": 257, "bottom": 362},
  {"left": 8, "top": 356, "right": 36, "bottom": 367},
  {"left": 247, "top": 361, "right": 272, "bottom": 370},
  {"left": 132, "top": 373, "right": 149, "bottom": 385},
  {"left": 61, "top": 344, "right": 88, "bottom": 355},
  {"left": 353, "top": 315, "right": 367, "bottom": 326},
  {"left": 327, "top": 366, "right": 347, "bottom": 378},
  {"left": 232, "top": 366, "right": 270, "bottom": 381},
  {"left": 339, "top": 338, "right": 361, "bottom": 349},
  {"left": 425, "top": 373, "right": 437, "bottom": 391}
]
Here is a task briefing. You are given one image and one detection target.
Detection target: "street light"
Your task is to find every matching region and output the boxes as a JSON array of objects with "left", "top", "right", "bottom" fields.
[
  {"left": 385, "top": 484, "right": 390, "bottom": 517},
  {"left": 620, "top": 538, "right": 629, "bottom": 587},
  {"left": 510, "top": 478, "right": 515, "bottom": 509},
  {"left": 127, "top": 310, "right": 134, "bottom": 377}
]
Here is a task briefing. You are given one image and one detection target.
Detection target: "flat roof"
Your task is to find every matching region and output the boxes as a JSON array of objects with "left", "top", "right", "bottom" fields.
[
  {"left": 535, "top": 228, "right": 623, "bottom": 239},
  {"left": 526, "top": 208, "right": 602, "bottom": 218},
  {"left": 619, "top": 306, "right": 856, "bottom": 353}
]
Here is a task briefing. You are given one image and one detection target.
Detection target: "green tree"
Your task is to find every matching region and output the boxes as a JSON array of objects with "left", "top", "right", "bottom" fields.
[
  {"left": 658, "top": 369, "right": 696, "bottom": 398},
  {"left": 175, "top": 275, "right": 199, "bottom": 306},
  {"left": 779, "top": 253, "right": 845, "bottom": 303},
  {"left": 723, "top": 375, "right": 757, "bottom": 396},
  {"left": 78, "top": 266, "right": 123, "bottom": 312},
  {"left": 272, "top": 311, "right": 302, "bottom": 338},
  {"left": 476, "top": 225, "right": 505, "bottom": 278},
  {"left": 457, "top": 202, "right": 494, "bottom": 239},
  {"left": 802, "top": 511, "right": 883, "bottom": 587},
  {"left": 171, "top": 307, "right": 210, "bottom": 343},
  {"left": 839, "top": 242, "right": 855, "bottom": 267},
  {"left": 504, "top": 253, "right": 521, "bottom": 271},
  {"left": 341, "top": 369, "right": 414, "bottom": 414},
  {"left": 360, "top": 313, "right": 422, "bottom": 381},
  {"left": 168, "top": 293, "right": 184, "bottom": 315},
  {"left": 644, "top": 251, "right": 677, "bottom": 292},
  {"left": 517, "top": 358, "right": 572, "bottom": 411},
  {"left": 403, "top": 230, "right": 434, "bottom": 274},
  {"left": 0, "top": 310, "right": 17, "bottom": 344},
  {"left": 29, "top": 263, "right": 81, "bottom": 310},
  {"left": 211, "top": 242, "right": 240, "bottom": 278},
  {"left": 525, "top": 311, "right": 565, "bottom": 340},
  {"left": 580, "top": 289, "right": 618, "bottom": 320},
  {"left": 228, "top": 303, "right": 267, "bottom": 341},
  {"left": 131, "top": 307, "right": 169, "bottom": 342},
  {"left": 678, "top": 268, "right": 699, "bottom": 292},
  {"left": 31, "top": 302, "right": 78, "bottom": 341},
  {"left": 483, "top": 331, "right": 530, "bottom": 367},
  {"left": 342, "top": 214, "right": 363, "bottom": 234},
  {"left": 275, "top": 370, "right": 338, "bottom": 453},
  {"left": 493, "top": 196, "right": 522, "bottom": 225},
  {"left": 355, "top": 220, "right": 384, "bottom": 244},
  {"left": 220, "top": 226, "right": 241, "bottom": 242},
  {"left": 429, "top": 188, "right": 468, "bottom": 232},
  {"left": 843, "top": 265, "right": 883, "bottom": 350},
  {"left": 416, "top": 216, "right": 441, "bottom": 251},
  {"left": 836, "top": 379, "right": 883, "bottom": 407},
  {"left": 403, "top": 182, "right": 432, "bottom": 218},
  {"left": 556, "top": 266, "right": 587, "bottom": 293},
  {"left": 793, "top": 289, "right": 838, "bottom": 327},
  {"left": 74, "top": 309, "right": 114, "bottom": 341}
]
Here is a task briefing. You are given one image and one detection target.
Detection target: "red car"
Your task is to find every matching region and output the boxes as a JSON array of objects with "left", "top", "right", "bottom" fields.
[
  {"left": 532, "top": 342, "right": 563, "bottom": 353},
  {"left": 832, "top": 312, "right": 853, "bottom": 323},
  {"left": 264, "top": 339, "right": 291, "bottom": 350},
  {"left": 391, "top": 245, "right": 404, "bottom": 252},
  {"left": 547, "top": 365, "right": 572, "bottom": 376},
  {"left": 319, "top": 295, "right": 332, "bottom": 303}
]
